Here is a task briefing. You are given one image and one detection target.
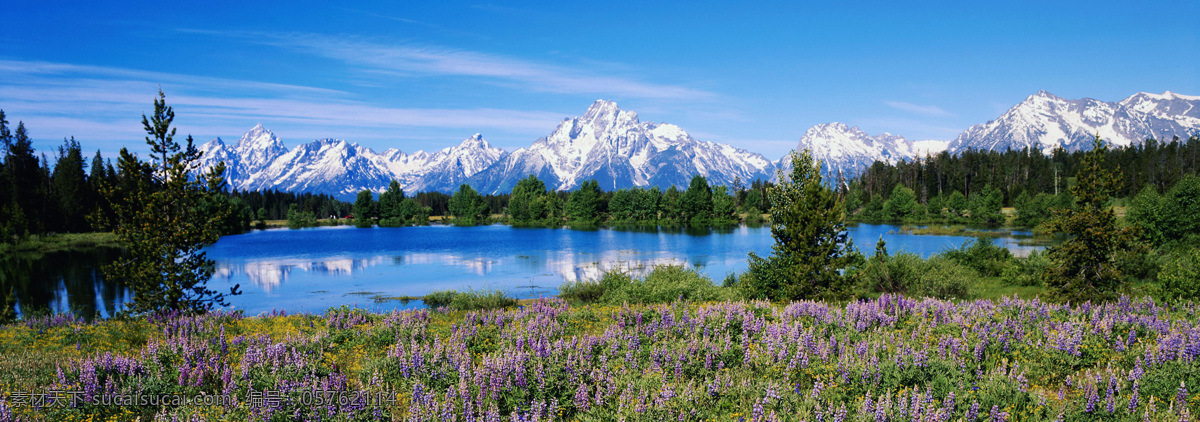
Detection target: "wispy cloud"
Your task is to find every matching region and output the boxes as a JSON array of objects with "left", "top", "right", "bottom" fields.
[
  {"left": 187, "top": 30, "right": 715, "bottom": 101},
  {"left": 884, "top": 100, "right": 954, "bottom": 117},
  {"left": 0, "top": 59, "right": 565, "bottom": 153},
  {"left": 856, "top": 117, "right": 962, "bottom": 141}
]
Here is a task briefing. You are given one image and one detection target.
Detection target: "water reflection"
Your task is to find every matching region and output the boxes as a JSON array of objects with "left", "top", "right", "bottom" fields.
[
  {"left": 213, "top": 256, "right": 389, "bottom": 291},
  {"left": 0, "top": 249, "right": 131, "bottom": 318},
  {"left": 7, "top": 223, "right": 1046, "bottom": 316}
]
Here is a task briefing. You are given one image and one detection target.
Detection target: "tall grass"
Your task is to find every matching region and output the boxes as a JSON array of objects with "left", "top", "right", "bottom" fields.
[
  {"left": 421, "top": 289, "right": 518, "bottom": 311},
  {"left": 559, "top": 265, "right": 737, "bottom": 305}
]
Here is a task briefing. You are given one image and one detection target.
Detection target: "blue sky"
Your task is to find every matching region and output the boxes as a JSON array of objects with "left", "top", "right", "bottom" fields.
[{"left": 1, "top": 1, "right": 1197, "bottom": 160}]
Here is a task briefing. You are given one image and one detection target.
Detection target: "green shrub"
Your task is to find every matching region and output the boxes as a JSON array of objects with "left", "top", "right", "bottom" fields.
[
  {"left": 603, "top": 266, "right": 735, "bottom": 304},
  {"left": 449, "top": 290, "right": 518, "bottom": 311},
  {"left": 1001, "top": 250, "right": 1050, "bottom": 287},
  {"left": 939, "top": 238, "right": 1013, "bottom": 277},
  {"left": 422, "top": 289, "right": 518, "bottom": 311},
  {"left": 1158, "top": 249, "right": 1200, "bottom": 300},
  {"left": 422, "top": 290, "right": 458, "bottom": 308},
  {"left": 558, "top": 275, "right": 613, "bottom": 304},
  {"left": 861, "top": 252, "right": 924, "bottom": 294},
  {"left": 916, "top": 257, "right": 975, "bottom": 299},
  {"left": 564, "top": 266, "right": 735, "bottom": 305}
]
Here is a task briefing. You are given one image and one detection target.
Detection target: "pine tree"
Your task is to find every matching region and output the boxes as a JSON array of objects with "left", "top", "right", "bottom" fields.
[
  {"left": 565, "top": 179, "right": 605, "bottom": 224},
  {"left": 508, "top": 175, "right": 548, "bottom": 223},
  {"left": 352, "top": 190, "right": 377, "bottom": 227},
  {"left": 448, "top": 184, "right": 488, "bottom": 224},
  {"left": 743, "top": 150, "right": 855, "bottom": 301},
  {"left": 101, "top": 90, "right": 239, "bottom": 314},
  {"left": 51, "top": 137, "right": 89, "bottom": 232},
  {"left": 681, "top": 175, "right": 714, "bottom": 224},
  {"left": 1042, "top": 136, "right": 1139, "bottom": 302},
  {"left": 3, "top": 121, "right": 42, "bottom": 237}
]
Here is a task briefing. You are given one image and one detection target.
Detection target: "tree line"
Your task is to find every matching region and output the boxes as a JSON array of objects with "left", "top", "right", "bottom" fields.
[
  {"left": 338, "top": 175, "right": 774, "bottom": 227},
  {"left": 845, "top": 135, "right": 1200, "bottom": 226}
]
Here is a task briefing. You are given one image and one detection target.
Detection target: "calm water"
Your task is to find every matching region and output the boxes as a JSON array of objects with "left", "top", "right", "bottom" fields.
[{"left": 2, "top": 224, "right": 1039, "bottom": 316}]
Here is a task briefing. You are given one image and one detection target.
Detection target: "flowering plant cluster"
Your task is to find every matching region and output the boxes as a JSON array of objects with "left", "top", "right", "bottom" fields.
[{"left": 1, "top": 295, "right": 1199, "bottom": 421}]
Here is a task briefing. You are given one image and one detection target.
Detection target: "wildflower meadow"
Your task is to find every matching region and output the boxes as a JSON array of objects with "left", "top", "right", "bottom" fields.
[{"left": 1, "top": 295, "right": 1198, "bottom": 421}]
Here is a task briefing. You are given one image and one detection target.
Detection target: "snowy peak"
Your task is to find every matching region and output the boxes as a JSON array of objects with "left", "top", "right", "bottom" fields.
[
  {"left": 471, "top": 100, "right": 775, "bottom": 193},
  {"left": 789, "top": 122, "right": 918, "bottom": 181},
  {"left": 950, "top": 91, "right": 1200, "bottom": 154}
]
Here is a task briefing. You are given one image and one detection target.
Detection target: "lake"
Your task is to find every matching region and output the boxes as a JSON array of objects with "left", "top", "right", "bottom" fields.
[{"left": 1, "top": 223, "right": 1039, "bottom": 316}]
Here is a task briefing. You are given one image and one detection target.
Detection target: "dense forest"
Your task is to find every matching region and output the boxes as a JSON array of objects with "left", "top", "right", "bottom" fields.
[
  {"left": 331, "top": 175, "right": 774, "bottom": 228},
  {"left": 844, "top": 135, "right": 1200, "bottom": 226}
]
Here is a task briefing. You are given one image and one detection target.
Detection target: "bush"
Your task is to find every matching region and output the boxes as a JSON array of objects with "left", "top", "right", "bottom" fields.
[
  {"left": 860, "top": 252, "right": 924, "bottom": 294},
  {"left": 422, "top": 289, "right": 519, "bottom": 311},
  {"left": 1001, "top": 250, "right": 1050, "bottom": 287},
  {"left": 422, "top": 290, "right": 458, "bottom": 308},
  {"left": 562, "top": 266, "right": 736, "bottom": 305},
  {"left": 558, "top": 271, "right": 629, "bottom": 304},
  {"left": 621, "top": 266, "right": 735, "bottom": 304},
  {"left": 916, "top": 257, "right": 974, "bottom": 299},
  {"left": 856, "top": 251, "right": 976, "bottom": 299},
  {"left": 1158, "top": 249, "right": 1200, "bottom": 300},
  {"left": 939, "top": 238, "right": 1013, "bottom": 277}
]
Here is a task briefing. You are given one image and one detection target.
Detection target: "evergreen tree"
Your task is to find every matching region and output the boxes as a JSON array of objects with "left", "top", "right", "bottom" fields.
[
  {"left": 745, "top": 189, "right": 763, "bottom": 214},
  {"left": 448, "top": 184, "right": 488, "bottom": 224},
  {"left": 397, "top": 197, "right": 430, "bottom": 225},
  {"left": 1042, "top": 137, "right": 1139, "bottom": 302},
  {"left": 711, "top": 185, "right": 737, "bottom": 224},
  {"left": 102, "top": 90, "right": 239, "bottom": 313},
  {"left": 51, "top": 137, "right": 89, "bottom": 232},
  {"left": 378, "top": 181, "right": 405, "bottom": 219},
  {"left": 660, "top": 185, "right": 682, "bottom": 222},
  {"left": 353, "top": 190, "right": 377, "bottom": 227},
  {"left": 508, "top": 175, "right": 549, "bottom": 223},
  {"left": 743, "top": 150, "right": 855, "bottom": 301},
  {"left": 4, "top": 121, "right": 42, "bottom": 236},
  {"left": 969, "top": 185, "right": 1004, "bottom": 226},
  {"left": 565, "top": 179, "right": 605, "bottom": 224},
  {"left": 680, "top": 175, "right": 714, "bottom": 224},
  {"left": 0, "top": 112, "right": 11, "bottom": 240},
  {"left": 882, "top": 185, "right": 917, "bottom": 222}
]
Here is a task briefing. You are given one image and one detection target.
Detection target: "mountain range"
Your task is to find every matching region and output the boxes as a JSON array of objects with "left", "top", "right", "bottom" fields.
[{"left": 198, "top": 91, "right": 1200, "bottom": 199}]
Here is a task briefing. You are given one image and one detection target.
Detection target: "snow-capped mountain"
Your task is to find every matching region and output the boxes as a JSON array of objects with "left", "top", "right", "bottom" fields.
[
  {"left": 198, "top": 130, "right": 507, "bottom": 199},
  {"left": 470, "top": 100, "right": 775, "bottom": 193},
  {"left": 781, "top": 123, "right": 926, "bottom": 182},
  {"left": 381, "top": 134, "right": 509, "bottom": 194},
  {"left": 948, "top": 91, "right": 1200, "bottom": 154},
  {"left": 196, "top": 91, "right": 1197, "bottom": 199}
]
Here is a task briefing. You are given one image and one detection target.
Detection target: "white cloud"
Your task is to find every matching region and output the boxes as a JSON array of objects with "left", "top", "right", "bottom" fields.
[
  {"left": 884, "top": 100, "right": 954, "bottom": 117},
  {"left": 0, "top": 59, "right": 565, "bottom": 153},
  {"left": 198, "top": 31, "right": 715, "bottom": 101}
]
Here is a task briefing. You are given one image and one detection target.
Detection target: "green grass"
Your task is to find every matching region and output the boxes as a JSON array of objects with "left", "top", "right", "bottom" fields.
[
  {"left": 560, "top": 265, "right": 739, "bottom": 305},
  {"left": 421, "top": 289, "right": 519, "bottom": 311},
  {"left": 0, "top": 232, "right": 121, "bottom": 255}
]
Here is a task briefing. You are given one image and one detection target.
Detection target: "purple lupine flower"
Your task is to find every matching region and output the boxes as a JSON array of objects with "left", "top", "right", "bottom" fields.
[
  {"left": 1106, "top": 378, "right": 1117, "bottom": 414},
  {"left": 574, "top": 383, "right": 590, "bottom": 411},
  {"left": 833, "top": 403, "right": 847, "bottom": 422},
  {"left": 943, "top": 391, "right": 955, "bottom": 415},
  {"left": 1086, "top": 384, "right": 1099, "bottom": 413},
  {"left": 1178, "top": 381, "right": 1188, "bottom": 406},
  {"left": 989, "top": 405, "right": 1007, "bottom": 422},
  {"left": 1129, "top": 381, "right": 1140, "bottom": 412},
  {"left": 811, "top": 381, "right": 823, "bottom": 399},
  {"left": 875, "top": 396, "right": 887, "bottom": 422},
  {"left": 1130, "top": 358, "right": 1144, "bottom": 381},
  {"left": 966, "top": 401, "right": 980, "bottom": 421}
]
